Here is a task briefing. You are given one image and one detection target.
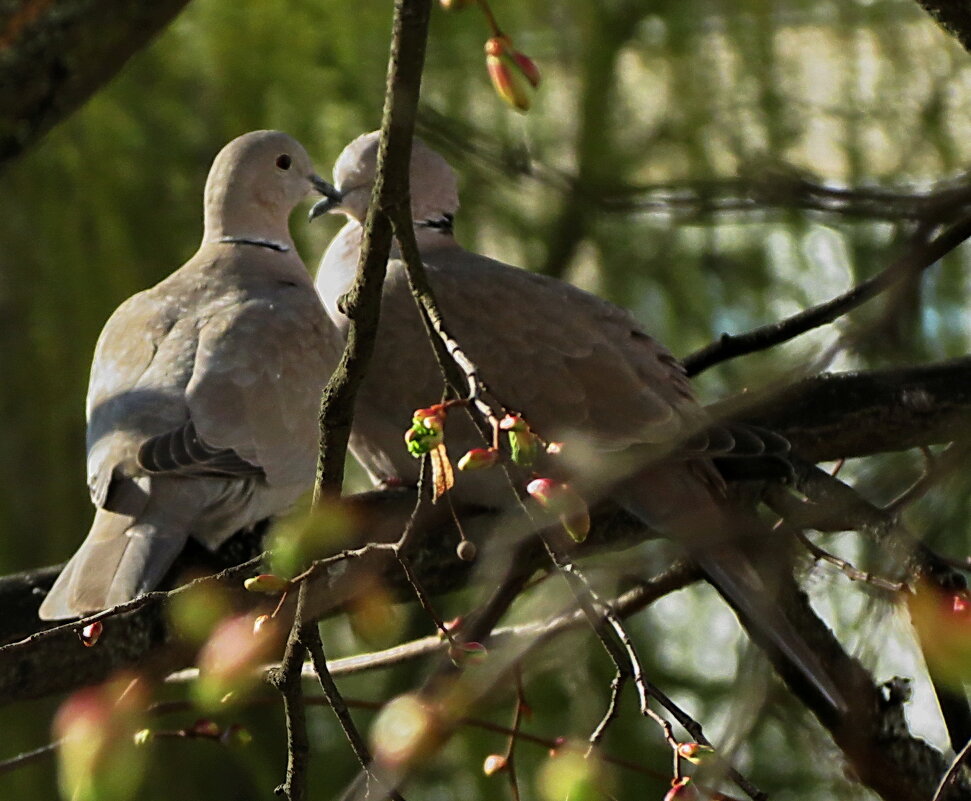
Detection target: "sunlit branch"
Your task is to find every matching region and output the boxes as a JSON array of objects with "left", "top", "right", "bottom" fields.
[{"left": 683, "top": 215, "right": 971, "bottom": 375}]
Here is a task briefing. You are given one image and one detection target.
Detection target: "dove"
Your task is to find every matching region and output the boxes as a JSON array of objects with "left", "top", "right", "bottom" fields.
[
  {"left": 39, "top": 130, "right": 343, "bottom": 620},
  {"left": 310, "top": 132, "right": 844, "bottom": 711}
]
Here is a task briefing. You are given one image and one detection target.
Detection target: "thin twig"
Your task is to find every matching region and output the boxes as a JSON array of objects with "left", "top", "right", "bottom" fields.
[
  {"left": 157, "top": 563, "right": 700, "bottom": 689},
  {"left": 587, "top": 673, "right": 626, "bottom": 750},
  {"left": 793, "top": 529, "right": 905, "bottom": 592},
  {"left": 0, "top": 554, "right": 265, "bottom": 656},
  {"left": 388, "top": 210, "right": 502, "bottom": 425},
  {"left": 537, "top": 535, "right": 765, "bottom": 801},
  {"left": 266, "top": 583, "right": 312, "bottom": 801},
  {"left": 683, "top": 214, "right": 971, "bottom": 376},
  {"left": 303, "top": 625, "right": 403, "bottom": 801},
  {"left": 0, "top": 741, "right": 61, "bottom": 777},
  {"left": 502, "top": 669, "right": 525, "bottom": 801}
]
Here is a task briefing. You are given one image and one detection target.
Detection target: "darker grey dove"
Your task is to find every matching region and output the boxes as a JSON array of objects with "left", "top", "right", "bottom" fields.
[
  {"left": 39, "top": 130, "right": 342, "bottom": 620},
  {"left": 310, "top": 132, "right": 844, "bottom": 711}
]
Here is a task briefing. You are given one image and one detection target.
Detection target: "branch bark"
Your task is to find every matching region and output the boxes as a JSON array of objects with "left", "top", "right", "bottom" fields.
[
  {"left": 0, "top": 0, "right": 191, "bottom": 167},
  {"left": 726, "top": 356, "right": 971, "bottom": 462},
  {"left": 313, "top": 0, "right": 431, "bottom": 501},
  {"left": 914, "top": 1, "right": 971, "bottom": 53}
]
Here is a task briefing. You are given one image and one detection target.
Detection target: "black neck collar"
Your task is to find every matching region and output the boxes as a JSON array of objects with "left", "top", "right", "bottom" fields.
[
  {"left": 218, "top": 235, "right": 291, "bottom": 253},
  {"left": 416, "top": 213, "right": 454, "bottom": 234}
]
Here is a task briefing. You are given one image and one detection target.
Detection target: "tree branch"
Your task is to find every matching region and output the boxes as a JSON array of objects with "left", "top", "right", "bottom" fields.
[
  {"left": 683, "top": 215, "right": 971, "bottom": 376},
  {"left": 914, "top": 0, "right": 971, "bottom": 53},
  {"left": 313, "top": 0, "right": 431, "bottom": 502},
  {"left": 0, "top": 0, "right": 191, "bottom": 167},
  {"left": 6, "top": 355, "right": 971, "bottom": 699},
  {"left": 728, "top": 356, "right": 971, "bottom": 462}
]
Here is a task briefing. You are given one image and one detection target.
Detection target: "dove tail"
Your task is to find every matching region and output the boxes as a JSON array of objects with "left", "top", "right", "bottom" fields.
[
  {"left": 694, "top": 550, "right": 847, "bottom": 713},
  {"left": 618, "top": 466, "right": 846, "bottom": 713},
  {"left": 39, "top": 509, "right": 188, "bottom": 620}
]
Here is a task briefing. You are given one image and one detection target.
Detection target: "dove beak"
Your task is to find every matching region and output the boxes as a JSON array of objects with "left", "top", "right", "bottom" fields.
[{"left": 308, "top": 176, "right": 343, "bottom": 221}]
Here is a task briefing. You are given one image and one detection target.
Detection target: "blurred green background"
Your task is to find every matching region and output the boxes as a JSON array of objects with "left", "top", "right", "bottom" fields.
[{"left": 3, "top": 0, "right": 971, "bottom": 798}]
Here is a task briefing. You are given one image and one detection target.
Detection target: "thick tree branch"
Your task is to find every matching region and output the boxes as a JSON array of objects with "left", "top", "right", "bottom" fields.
[
  {"left": 728, "top": 356, "right": 971, "bottom": 462},
  {"left": 5, "top": 355, "right": 971, "bottom": 699},
  {"left": 3, "top": 354, "right": 971, "bottom": 799},
  {"left": 914, "top": 1, "right": 971, "bottom": 53},
  {"left": 0, "top": 0, "right": 191, "bottom": 167}
]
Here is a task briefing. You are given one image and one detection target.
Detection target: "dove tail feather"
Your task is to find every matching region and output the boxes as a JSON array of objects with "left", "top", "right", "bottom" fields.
[
  {"left": 38, "top": 509, "right": 188, "bottom": 620},
  {"left": 694, "top": 550, "right": 847, "bottom": 712},
  {"left": 619, "top": 468, "right": 846, "bottom": 713}
]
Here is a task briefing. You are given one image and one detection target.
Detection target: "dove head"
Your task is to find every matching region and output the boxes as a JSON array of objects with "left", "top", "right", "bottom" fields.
[
  {"left": 309, "top": 131, "right": 459, "bottom": 228},
  {"left": 203, "top": 130, "right": 338, "bottom": 245}
]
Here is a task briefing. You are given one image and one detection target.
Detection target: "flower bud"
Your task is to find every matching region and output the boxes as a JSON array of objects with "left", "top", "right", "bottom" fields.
[
  {"left": 448, "top": 641, "right": 488, "bottom": 667},
  {"left": 676, "top": 742, "right": 714, "bottom": 765},
  {"left": 526, "top": 479, "right": 590, "bottom": 542},
  {"left": 243, "top": 573, "right": 290, "bottom": 595},
  {"left": 80, "top": 621, "right": 103, "bottom": 647},
  {"left": 500, "top": 414, "right": 539, "bottom": 465},
  {"left": 664, "top": 777, "right": 698, "bottom": 800},
  {"left": 371, "top": 694, "right": 443, "bottom": 770},
  {"left": 499, "top": 413, "right": 526, "bottom": 431},
  {"left": 194, "top": 615, "right": 277, "bottom": 709},
  {"left": 441, "top": 616, "right": 463, "bottom": 638},
  {"left": 457, "top": 447, "right": 500, "bottom": 471},
  {"left": 484, "top": 37, "right": 540, "bottom": 112},
  {"left": 405, "top": 416, "right": 445, "bottom": 457},
  {"left": 483, "top": 753, "right": 508, "bottom": 776},
  {"left": 511, "top": 50, "right": 541, "bottom": 88},
  {"left": 413, "top": 405, "right": 446, "bottom": 426},
  {"left": 252, "top": 614, "right": 272, "bottom": 636}
]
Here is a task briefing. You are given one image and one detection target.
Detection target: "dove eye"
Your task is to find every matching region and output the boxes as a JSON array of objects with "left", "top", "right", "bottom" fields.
[{"left": 276, "top": 154, "right": 292, "bottom": 170}]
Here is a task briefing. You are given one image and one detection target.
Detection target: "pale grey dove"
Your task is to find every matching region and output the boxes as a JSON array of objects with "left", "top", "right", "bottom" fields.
[
  {"left": 310, "top": 132, "right": 844, "bottom": 711},
  {"left": 39, "top": 130, "right": 343, "bottom": 620}
]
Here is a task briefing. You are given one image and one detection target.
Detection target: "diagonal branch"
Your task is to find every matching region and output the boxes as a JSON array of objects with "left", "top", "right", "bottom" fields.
[
  {"left": 683, "top": 215, "right": 971, "bottom": 376},
  {"left": 0, "top": 0, "right": 192, "bottom": 167},
  {"left": 914, "top": 1, "right": 971, "bottom": 53}
]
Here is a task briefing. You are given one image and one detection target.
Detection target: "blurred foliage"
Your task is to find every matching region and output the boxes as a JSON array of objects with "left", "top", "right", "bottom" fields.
[{"left": 3, "top": 0, "right": 971, "bottom": 798}]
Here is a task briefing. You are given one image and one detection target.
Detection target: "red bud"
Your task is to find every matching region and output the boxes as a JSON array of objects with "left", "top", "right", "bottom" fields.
[
  {"left": 80, "top": 621, "right": 103, "bottom": 647},
  {"left": 457, "top": 447, "right": 500, "bottom": 471},
  {"left": 511, "top": 50, "right": 541, "bottom": 87},
  {"left": 252, "top": 614, "right": 272, "bottom": 636},
  {"left": 448, "top": 641, "right": 488, "bottom": 667},
  {"left": 526, "top": 479, "right": 590, "bottom": 542},
  {"left": 676, "top": 742, "right": 714, "bottom": 765},
  {"left": 664, "top": 777, "right": 698, "bottom": 800},
  {"left": 499, "top": 413, "right": 527, "bottom": 431},
  {"left": 483, "top": 37, "right": 539, "bottom": 112}
]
